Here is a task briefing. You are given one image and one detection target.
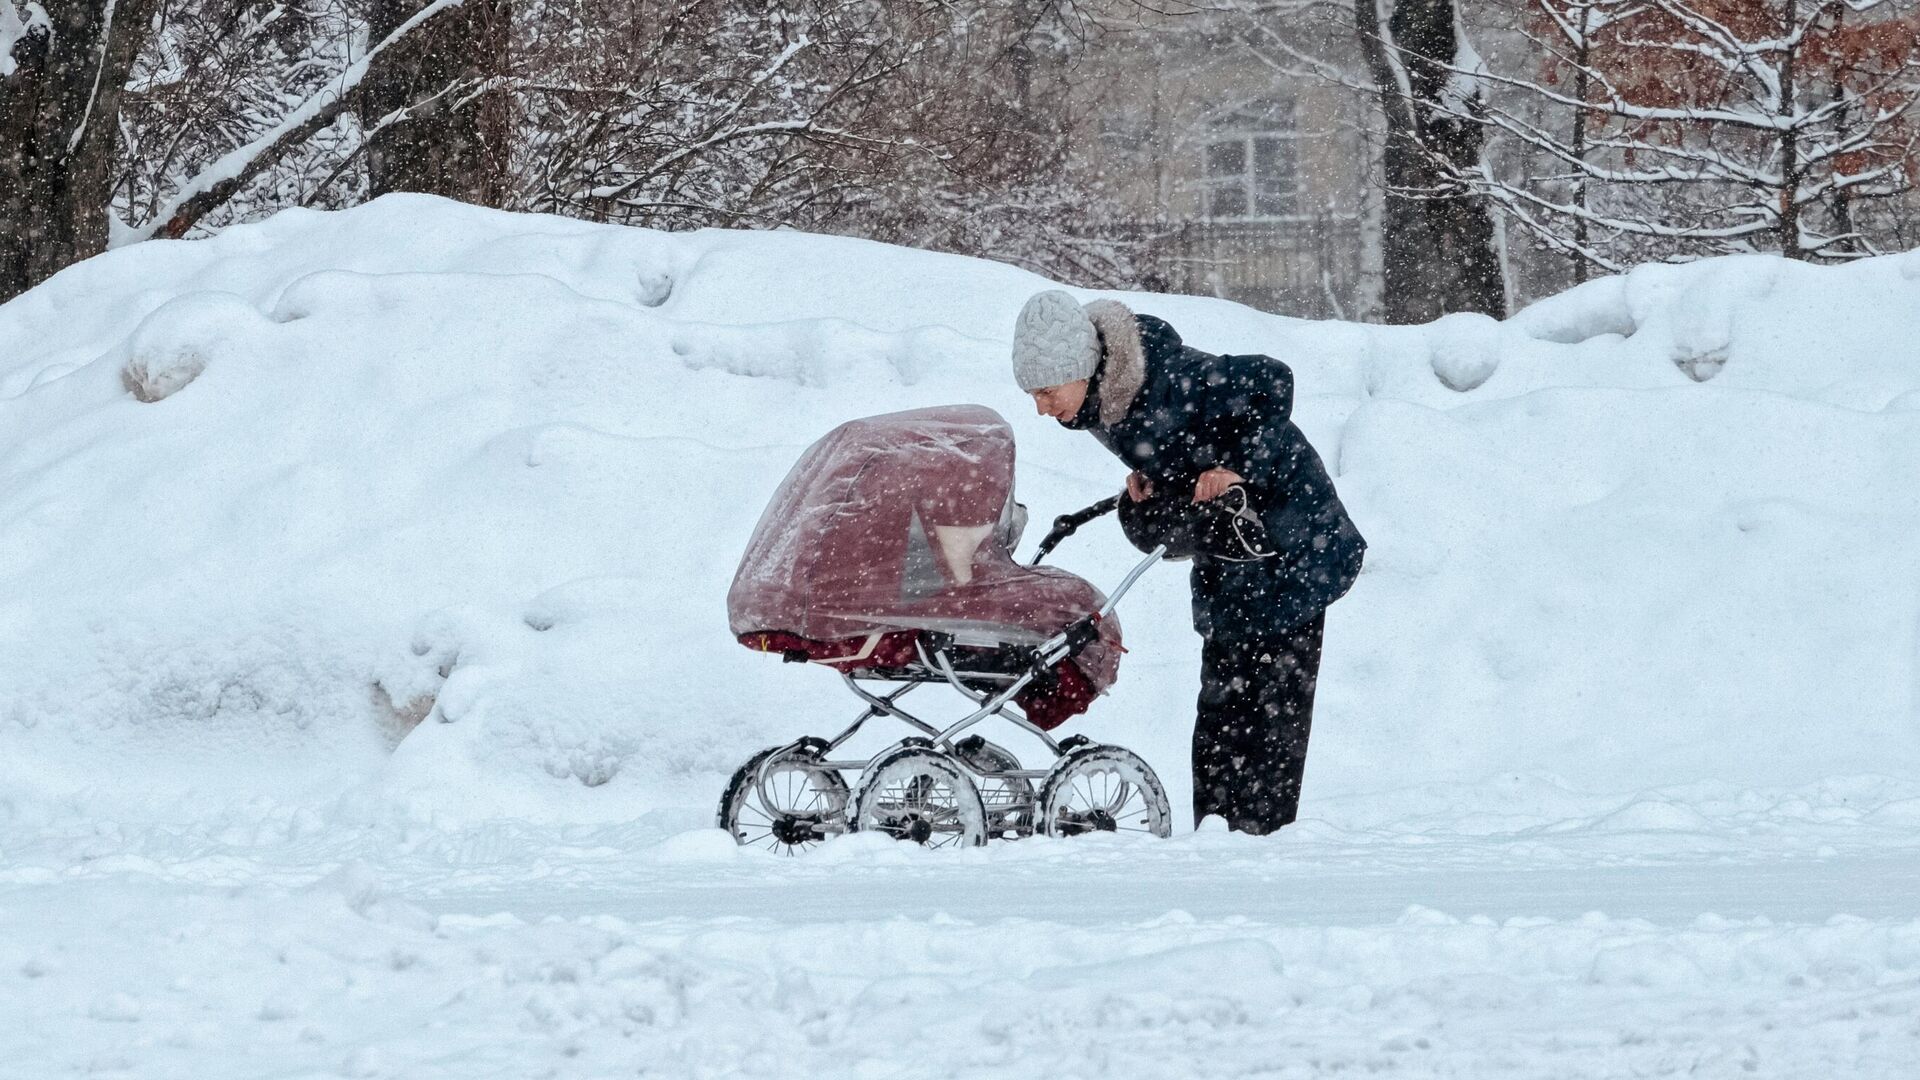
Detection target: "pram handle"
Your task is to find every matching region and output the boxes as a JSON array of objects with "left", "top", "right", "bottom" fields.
[{"left": 1030, "top": 495, "right": 1123, "bottom": 566}]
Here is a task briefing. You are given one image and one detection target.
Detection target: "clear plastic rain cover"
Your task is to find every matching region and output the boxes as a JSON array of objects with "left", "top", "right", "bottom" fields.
[{"left": 727, "top": 405, "right": 1120, "bottom": 693}]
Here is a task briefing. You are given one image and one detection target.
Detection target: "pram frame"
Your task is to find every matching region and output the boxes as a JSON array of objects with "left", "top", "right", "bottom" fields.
[{"left": 751, "top": 537, "right": 1168, "bottom": 824}]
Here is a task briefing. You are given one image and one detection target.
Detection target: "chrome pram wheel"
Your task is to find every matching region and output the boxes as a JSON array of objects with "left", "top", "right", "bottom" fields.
[
  {"left": 853, "top": 745, "right": 988, "bottom": 849},
  {"left": 718, "top": 744, "right": 850, "bottom": 854},
  {"left": 953, "top": 736, "right": 1035, "bottom": 839},
  {"left": 1038, "top": 744, "right": 1172, "bottom": 839}
]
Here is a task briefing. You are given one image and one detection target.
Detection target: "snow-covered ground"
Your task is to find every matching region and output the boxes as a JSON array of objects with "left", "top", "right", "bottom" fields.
[{"left": 3, "top": 196, "right": 1918, "bottom": 1076}]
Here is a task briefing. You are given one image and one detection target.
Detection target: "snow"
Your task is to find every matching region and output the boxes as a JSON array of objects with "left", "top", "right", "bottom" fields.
[
  {"left": 3, "top": 194, "right": 1919, "bottom": 1075},
  {"left": 6, "top": 827, "right": 1920, "bottom": 1077},
  {"left": 1442, "top": 11, "right": 1492, "bottom": 115},
  {"left": 1423, "top": 310, "right": 1503, "bottom": 390}
]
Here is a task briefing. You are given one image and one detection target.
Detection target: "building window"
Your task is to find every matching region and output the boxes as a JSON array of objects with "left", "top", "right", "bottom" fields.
[{"left": 1199, "top": 98, "right": 1300, "bottom": 221}]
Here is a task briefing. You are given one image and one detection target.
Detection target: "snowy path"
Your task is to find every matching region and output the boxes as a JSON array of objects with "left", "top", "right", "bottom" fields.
[
  {"left": 426, "top": 845, "right": 1920, "bottom": 927},
  {"left": 7, "top": 825, "right": 1919, "bottom": 1079}
]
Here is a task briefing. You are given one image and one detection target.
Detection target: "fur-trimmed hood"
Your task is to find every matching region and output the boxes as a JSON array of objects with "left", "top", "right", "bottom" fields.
[{"left": 1083, "top": 299, "right": 1152, "bottom": 428}]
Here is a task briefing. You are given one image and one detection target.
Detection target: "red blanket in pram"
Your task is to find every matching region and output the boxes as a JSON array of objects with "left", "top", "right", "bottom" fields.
[{"left": 727, "top": 406, "right": 1122, "bottom": 728}]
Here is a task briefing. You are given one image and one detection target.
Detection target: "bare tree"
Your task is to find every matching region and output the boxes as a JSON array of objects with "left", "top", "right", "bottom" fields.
[
  {"left": 508, "top": 0, "right": 1150, "bottom": 285},
  {"left": 878, "top": 0, "right": 1155, "bottom": 285},
  {"left": 1355, "top": 0, "right": 1508, "bottom": 321},
  {"left": 118, "top": 0, "right": 368, "bottom": 229},
  {"left": 1453, "top": 0, "right": 1920, "bottom": 271},
  {"left": 2, "top": 0, "right": 498, "bottom": 295},
  {"left": 362, "top": 0, "right": 513, "bottom": 203},
  {"left": 137, "top": 0, "right": 487, "bottom": 240},
  {"left": 2, "top": 0, "right": 163, "bottom": 301},
  {"left": 5, "top": 0, "right": 1157, "bottom": 303},
  {"left": 510, "top": 1, "right": 912, "bottom": 229}
]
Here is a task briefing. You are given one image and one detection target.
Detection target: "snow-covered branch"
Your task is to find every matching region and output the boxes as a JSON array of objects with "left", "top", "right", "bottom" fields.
[
  {"left": 132, "top": 0, "right": 475, "bottom": 241},
  {"left": 1431, "top": 0, "right": 1920, "bottom": 268}
]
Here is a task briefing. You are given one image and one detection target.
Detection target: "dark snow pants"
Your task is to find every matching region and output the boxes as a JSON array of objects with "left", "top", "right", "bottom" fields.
[{"left": 1193, "top": 612, "right": 1326, "bottom": 834}]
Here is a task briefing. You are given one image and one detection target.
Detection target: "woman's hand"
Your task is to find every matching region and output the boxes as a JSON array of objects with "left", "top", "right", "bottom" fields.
[
  {"left": 1126, "top": 471, "right": 1155, "bottom": 502},
  {"left": 1192, "top": 467, "right": 1245, "bottom": 503}
]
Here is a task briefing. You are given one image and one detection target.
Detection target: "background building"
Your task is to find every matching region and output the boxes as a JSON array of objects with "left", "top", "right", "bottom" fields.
[{"left": 1065, "top": 10, "right": 1378, "bottom": 319}]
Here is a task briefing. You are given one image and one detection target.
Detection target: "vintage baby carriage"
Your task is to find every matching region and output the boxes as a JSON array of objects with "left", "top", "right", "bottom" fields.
[{"left": 720, "top": 405, "right": 1172, "bottom": 851}]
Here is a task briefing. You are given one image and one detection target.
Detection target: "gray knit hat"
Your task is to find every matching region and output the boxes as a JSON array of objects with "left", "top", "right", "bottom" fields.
[{"left": 1011, "top": 290, "right": 1100, "bottom": 392}]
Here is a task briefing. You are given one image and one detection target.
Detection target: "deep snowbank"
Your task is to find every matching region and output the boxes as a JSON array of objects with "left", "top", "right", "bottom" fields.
[{"left": 3, "top": 195, "right": 1918, "bottom": 831}]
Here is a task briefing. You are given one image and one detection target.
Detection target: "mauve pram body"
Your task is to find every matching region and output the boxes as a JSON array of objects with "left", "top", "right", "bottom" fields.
[{"left": 720, "top": 405, "right": 1172, "bottom": 850}]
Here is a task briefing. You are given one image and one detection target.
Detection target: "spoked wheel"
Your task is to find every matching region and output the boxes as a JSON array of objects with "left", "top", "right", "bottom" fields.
[
  {"left": 1038, "top": 744, "right": 1173, "bottom": 839},
  {"left": 953, "top": 735, "right": 1036, "bottom": 840},
  {"left": 853, "top": 745, "right": 988, "bottom": 849},
  {"left": 717, "top": 744, "right": 850, "bottom": 854}
]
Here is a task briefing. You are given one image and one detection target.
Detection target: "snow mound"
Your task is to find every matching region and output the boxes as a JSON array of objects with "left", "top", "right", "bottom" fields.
[
  {"left": 118, "top": 292, "right": 272, "bottom": 401},
  {"left": 1425, "top": 311, "right": 1504, "bottom": 391},
  {"left": 3, "top": 194, "right": 1918, "bottom": 834}
]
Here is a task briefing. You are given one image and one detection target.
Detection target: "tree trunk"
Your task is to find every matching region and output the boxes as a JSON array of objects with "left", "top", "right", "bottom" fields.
[
  {"left": 1777, "top": 5, "right": 1804, "bottom": 260},
  {"left": 1829, "top": 92, "right": 1859, "bottom": 255},
  {"left": 1355, "top": 0, "right": 1507, "bottom": 324},
  {"left": 0, "top": 0, "right": 159, "bottom": 303},
  {"left": 361, "top": 0, "right": 513, "bottom": 204},
  {"left": 1004, "top": 0, "right": 1074, "bottom": 173},
  {"left": 1569, "top": 4, "right": 1593, "bottom": 284}
]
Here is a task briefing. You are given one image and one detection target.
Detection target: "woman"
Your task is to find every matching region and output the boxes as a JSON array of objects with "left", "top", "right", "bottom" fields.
[{"left": 1010, "top": 290, "right": 1365, "bottom": 834}]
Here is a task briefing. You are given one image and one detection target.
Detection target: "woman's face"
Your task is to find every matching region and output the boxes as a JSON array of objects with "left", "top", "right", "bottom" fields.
[{"left": 1029, "top": 379, "right": 1089, "bottom": 424}]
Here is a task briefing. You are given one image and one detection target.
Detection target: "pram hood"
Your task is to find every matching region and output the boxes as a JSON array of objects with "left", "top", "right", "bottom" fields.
[{"left": 728, "top": 406, "right": 1120, "bottom": 690}]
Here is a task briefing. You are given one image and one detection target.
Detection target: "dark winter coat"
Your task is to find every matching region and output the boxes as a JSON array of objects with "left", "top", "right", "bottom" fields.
[{"left": 1075, "top": 303, "right": 1366, "bottom": 643}]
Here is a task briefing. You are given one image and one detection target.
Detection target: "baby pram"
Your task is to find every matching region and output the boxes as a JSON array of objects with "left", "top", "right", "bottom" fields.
[{"left": 720, "top": 405, "right": 1171, "bottom": 851}]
